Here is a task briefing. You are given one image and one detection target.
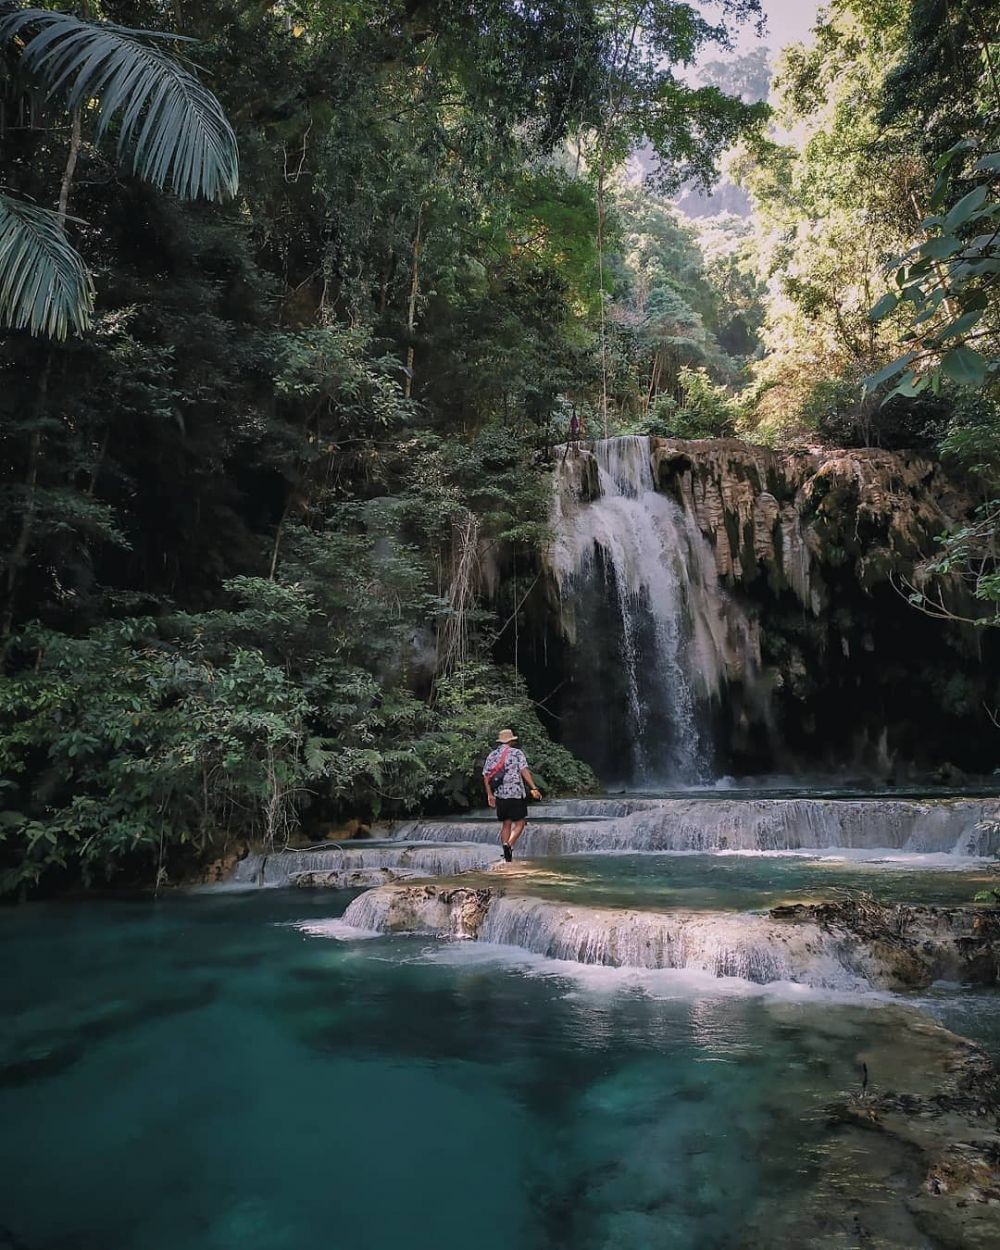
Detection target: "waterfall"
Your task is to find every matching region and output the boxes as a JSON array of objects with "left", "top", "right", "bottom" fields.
[
  {"left": 231, "top": 842, "right": 497, "bottom": 887},
  {"left": 476, "top": 896, "right": 862, "bottom": 986},
  {"left": 337, "top": 884, "right": 973, "bottom": 991},
  {"left": 548, "top": 436, "right": 760, "bottom": 785},
  {"left": 389, "top": 798, "right": 1000, "bottom": 856}
]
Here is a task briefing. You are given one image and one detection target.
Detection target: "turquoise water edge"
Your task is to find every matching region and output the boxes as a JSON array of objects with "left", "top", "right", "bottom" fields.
[{"left": 2, "top": 868, "right": 998, "bottom": 1250}]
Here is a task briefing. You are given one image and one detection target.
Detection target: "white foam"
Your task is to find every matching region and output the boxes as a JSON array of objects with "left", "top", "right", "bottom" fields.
[
  {"left": 376, "top": 935, "right": 901, "bottom": 1007},
  {"left": 392, "top": 798, "right": 1000, "bottom": 856},
  {"left": 293, "top": 918, "right": 383, "bottom": 940}
]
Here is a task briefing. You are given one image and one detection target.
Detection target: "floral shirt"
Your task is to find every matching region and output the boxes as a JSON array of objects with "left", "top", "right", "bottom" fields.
[{"left": 482, "top": 745, "right": 528, "bottom": 799}]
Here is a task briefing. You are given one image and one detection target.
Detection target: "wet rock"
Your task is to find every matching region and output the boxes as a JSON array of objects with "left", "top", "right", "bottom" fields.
[
  {"left": 770, "top": 898, "right": 1000, "bottom": 988},
  {"left": 292, "top": 867, "right": 422, "bottom": 889},
  {"left": 344, "top": 884, "right": 494, "bottom": 939},
  {"left": 304, "top": 818, "right": 372, "bottom": 842},
  {"left": 231, "top": 842, "right": 495, "bottom": 886},
  {"left": 197, "top": 843, "right": 250, "bottom": 884},
  {"left": 651, "top": 438, "right": 972, "bottom": 612},
  {"left": 829, "top": 1026, "right": 1000, "bottom": 1250}
]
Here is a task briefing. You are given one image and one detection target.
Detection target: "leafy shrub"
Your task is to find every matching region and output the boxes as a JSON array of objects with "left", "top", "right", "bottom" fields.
[
  {"left": 0, "top": 572, "right": 596, "bottom": 894},
  {"left": 0, "top": 621, "right": 308, "bottom": 896},
  {"left": 417, "top": 665, "right": 599, "bottom": 809},
  {"left": 641, "top": 367, "right": 737, "bottom": 439}
]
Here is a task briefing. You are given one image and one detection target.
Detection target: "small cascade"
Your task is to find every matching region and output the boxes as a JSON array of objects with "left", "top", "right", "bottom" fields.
[
  {"left": 547, "top": 436, "right": 761, "bottom": 785},
  {"left": 231, "top": 842, "right": 496, "bottom": 887},
  {"left": 389, "top": 798, "right": 1000, "bottom": 856},
  {"left": 338, "top": 884, "right": 990, "bottom": 991},
  {"left": 476, "top": 896, "right": 861, "bottom": 986}
]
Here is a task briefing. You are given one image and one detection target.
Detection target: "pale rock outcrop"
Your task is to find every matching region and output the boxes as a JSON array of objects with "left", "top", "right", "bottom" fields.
[{"left": 651, "top": 438, "right": 972, "bottom": 614}]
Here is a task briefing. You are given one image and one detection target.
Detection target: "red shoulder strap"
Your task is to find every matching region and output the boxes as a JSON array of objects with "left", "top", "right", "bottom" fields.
[{"left": 487, "top": 746, "right": 510, "bottom": 778}]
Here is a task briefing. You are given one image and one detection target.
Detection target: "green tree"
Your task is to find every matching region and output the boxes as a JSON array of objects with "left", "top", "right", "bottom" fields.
[
  {"left": 0, "top": 2, "right": 238, "bottom": 337},
  {"left": 0, "top": 0, "right": 766, "bottom": 894},
  {"left": 734, "top": 0, "right": 924, "bottom": 444}
]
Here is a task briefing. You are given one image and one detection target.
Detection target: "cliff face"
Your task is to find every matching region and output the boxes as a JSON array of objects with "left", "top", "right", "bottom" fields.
[
  {"left": 519, "top": 437, "right": 997, "bottom": 780},
  {"left": 651, "top": 439, "right": 974, "bottom": 614},
  {"left": 653, "top": 439, "right": 993, "bottom": 775}
]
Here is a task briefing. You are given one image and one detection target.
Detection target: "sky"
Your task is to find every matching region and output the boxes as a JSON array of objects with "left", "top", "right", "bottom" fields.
[{"left": 743, "top": 0, "right": 825, "bottom": 53}]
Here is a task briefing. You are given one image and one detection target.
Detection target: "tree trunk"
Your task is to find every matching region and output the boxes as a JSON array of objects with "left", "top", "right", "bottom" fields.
[
  {"left": 268, "top": 494, "right": 294, "bottom": 580},
  {"left": 2, "top": 107, "right": 84, "bottom": 638},
  {"left": 57, "top": 109, "right": 83, "bottom": 227},
  {"left": 596, "top": 164, "right": 609, "bottom": 438},
  {"left": 646, "top": 353, "right": 661, "bottom": 412},
  {"left": 1, "top": 364, "right": 48, "bottom": 637},
  {"left": 87, "top": 423, "right": 111, "bottom": 497},
  {"left": 377, "top": 211, "right": 398, "bottom": 314},
  {"left": 404, "top": 203, "right": 425, "bottom": 400}
]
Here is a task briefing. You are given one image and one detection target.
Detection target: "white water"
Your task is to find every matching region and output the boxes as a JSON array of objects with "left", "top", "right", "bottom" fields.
[
  {"left": 548, "top": 437, "right": 761, "bottom": 784},
  {"left": 391, "top": 798, "right": 1000, "bottom": 856},
  {"left": 477, "top": 897, "right": 868, "bottom": 987},
  {"left": 232, "top": 842, "right": 496, "bottom": 887},
  {"left": 338, "top": 887, "right": 935, "bottom": 990}
]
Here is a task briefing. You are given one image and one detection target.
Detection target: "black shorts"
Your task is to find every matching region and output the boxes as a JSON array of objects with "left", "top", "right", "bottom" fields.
[{"left": 495, "top": 796, "right": 528, "bottom": 822}]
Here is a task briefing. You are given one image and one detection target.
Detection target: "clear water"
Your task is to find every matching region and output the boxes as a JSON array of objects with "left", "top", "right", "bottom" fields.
[
  {"left": 0, "top": 891, "right": 964, "bottom": 1250},
  {"left": 482, "top": 852, "right": 997, "bottom": 913},
  {"left": 917, "top": 985, "right": 1000, "bottom": 1059}
]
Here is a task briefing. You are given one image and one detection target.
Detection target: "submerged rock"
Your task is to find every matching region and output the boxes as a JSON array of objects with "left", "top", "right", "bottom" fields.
[
  {"left": 832, "top": 1025, "right": 1000, "bottom": 1250},
  {"left": 743, "top": 1013, "right": 1000, "bottom": 1250}
]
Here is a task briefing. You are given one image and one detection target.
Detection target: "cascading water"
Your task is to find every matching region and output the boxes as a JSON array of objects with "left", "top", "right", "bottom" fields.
[
  {"left": 231, "top": 842, "right": 497, "bottom": 887},
  {"left": 339, "top": 882, "right": 995, "bottom": 991},
  {"left": 548, "top": 436, "right": 761, "bottom": 785},
  {"left": 392, "top": 797, "right": 1000, "bottom": 856}
]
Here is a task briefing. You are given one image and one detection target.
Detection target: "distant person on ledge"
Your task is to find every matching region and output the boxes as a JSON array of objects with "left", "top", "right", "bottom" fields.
[{"left": 482, "top": 728, "right": 542, "bottom": 862}]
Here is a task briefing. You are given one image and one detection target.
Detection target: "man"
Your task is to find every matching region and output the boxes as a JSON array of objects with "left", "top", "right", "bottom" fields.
[{"left": 482, "top": 728, "right": 542, "bottom": 862}]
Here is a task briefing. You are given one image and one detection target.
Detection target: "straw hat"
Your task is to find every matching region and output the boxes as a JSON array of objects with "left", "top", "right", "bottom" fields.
[{"left": 496, "top": 728, "right": 518, "bottom": 744}]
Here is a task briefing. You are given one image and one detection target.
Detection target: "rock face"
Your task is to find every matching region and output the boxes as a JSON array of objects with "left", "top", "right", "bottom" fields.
[
  {"left": 344, "top": 884, "right": 492, "bottom": 940},
  {"left": 522, "top": 436, "right": 997, "bottom": 776},
  {"left": 769, "top": 898, "right": 1000, "bottom": 989},
  {"left": 651, "top": 438, "right": 970, "bottom": 612}
]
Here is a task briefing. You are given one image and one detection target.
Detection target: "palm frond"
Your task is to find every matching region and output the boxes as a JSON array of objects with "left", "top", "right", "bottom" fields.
[
  {"left": 0, "top": 191, "right": 93, "bottom": 339},
  {"left": 0, "top": 6, "right": 238, "bottom": 202}
]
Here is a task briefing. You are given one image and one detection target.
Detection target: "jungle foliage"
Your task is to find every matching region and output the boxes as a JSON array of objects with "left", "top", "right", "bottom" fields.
[
  {"left": 732, "top": 0, "right": 1000, "bottom": 625},
  {"left": 0, "top": 0, "right": 765, "bottom": 893},
  {"left": 4, "top": 0, "right": 998, "bottom": 895}
]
